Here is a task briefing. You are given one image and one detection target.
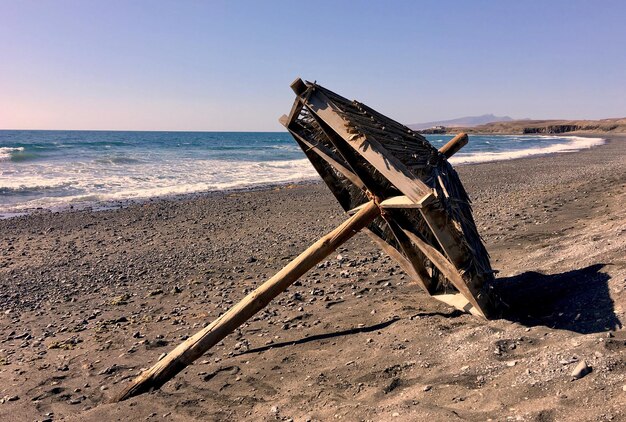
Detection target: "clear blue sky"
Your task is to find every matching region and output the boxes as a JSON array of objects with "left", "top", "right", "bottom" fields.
[{"left": 1, "top": 0, "right": 625, "bottom": 131}]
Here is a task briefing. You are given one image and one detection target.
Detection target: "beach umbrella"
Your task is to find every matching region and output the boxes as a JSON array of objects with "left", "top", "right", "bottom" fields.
[{"left": 115, "top": 79, "right": 498, "bottom": 401}]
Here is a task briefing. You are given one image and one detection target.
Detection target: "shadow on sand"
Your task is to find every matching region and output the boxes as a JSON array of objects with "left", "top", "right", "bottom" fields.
[
  {"left": 237, "top": 309, "right": 463, "bottom": 356},
  {"left": 237, "top": 265, "right": 618, "bottom": 357},
  {"left": 237, "top": 317, "right": 401, "bottom": 356},
  {"left": 493, "top": 263, "right": 621, "bottom": 334}
]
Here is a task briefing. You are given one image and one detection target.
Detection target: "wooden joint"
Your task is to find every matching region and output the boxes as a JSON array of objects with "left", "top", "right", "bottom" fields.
[{"left": 347, "top": 192, "right": 437, "bottom": 215}]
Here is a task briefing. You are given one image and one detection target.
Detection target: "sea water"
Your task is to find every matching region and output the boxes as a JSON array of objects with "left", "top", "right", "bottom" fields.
[{"left": 0, "top": 130, "right": 604, "bottom": 215}]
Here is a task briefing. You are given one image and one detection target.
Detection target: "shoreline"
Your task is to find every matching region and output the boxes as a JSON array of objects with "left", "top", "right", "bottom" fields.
[
  {"left": 0, "top": 133, "right": 612, "bottom": 220},
  {"left": 0, "top": 178, "right": 323, "bottom": 220}
]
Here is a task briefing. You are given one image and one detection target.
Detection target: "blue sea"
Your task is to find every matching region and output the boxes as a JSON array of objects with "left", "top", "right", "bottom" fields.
[{"left": 0, "top": 130, "right": 604, "bottom": 216}]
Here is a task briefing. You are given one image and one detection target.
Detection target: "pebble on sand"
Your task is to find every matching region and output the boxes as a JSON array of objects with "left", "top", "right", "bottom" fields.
[{"left": 571, "top": 361, "right": 592, "bottom": 380}]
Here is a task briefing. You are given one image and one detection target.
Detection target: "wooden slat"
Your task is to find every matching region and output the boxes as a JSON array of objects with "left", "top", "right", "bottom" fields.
[
  {"left": 286, "top": 127, "right": 366, "bottom": 190},
  {"left": 347, "top": 194, "right": 432, "bottom": 215},
  {"left": 379, "top": 195, "right": 419, "bottom": 208},
  {"left": 290, "top": 77, "right": 308, "bottom": 95},
  {"left": 279, "top": 114, "right": 289, "bottom": 127},
  {"left": 419, "top": 207, "right": 464, "bottom": 264},
  {"left": 382, "top": 194, "right": 434, "bottom": 209},
  {"left": 432, "top": 293, "right": 482, "bottom": 316},
  {"left": 304, "top": 106, "right": 389, "bottom": 199},
  {"left": 305, "top": 91, "right": 433, "bottom": 202},
  {"left": 286, "top": 99, "right": 304, "bottom": 127},
  {"left": 282, "top": 81, "right": 313, "bottom": 129},
  {"left": 290, "top": 136, "right": 356, "bottom": 212},
  {"left": 402, "top": 228, "right": 487, "bottom": 317}
]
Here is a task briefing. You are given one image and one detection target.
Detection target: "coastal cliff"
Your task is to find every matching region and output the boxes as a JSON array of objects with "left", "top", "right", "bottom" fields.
[{"left": 418, "top": 117, "right": 626, "bottom": 135}]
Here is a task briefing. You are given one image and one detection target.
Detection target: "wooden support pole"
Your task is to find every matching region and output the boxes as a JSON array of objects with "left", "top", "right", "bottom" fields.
[
  {"left": 439, "top": 133, "right": 468, "bottom": 159},
  {"left": 114, "top": 200, "right": 381, "bottom": 401}
]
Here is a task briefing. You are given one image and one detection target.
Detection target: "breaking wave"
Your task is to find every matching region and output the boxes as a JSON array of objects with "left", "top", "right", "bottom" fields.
[
  {"left": 0, "top": 146, "right": 25, "bottom": 161},
  {"left": 0, "top": 158, "right": 319, "bottom": 213},
  {"left": 449, "top": 136, "right": 605, "bottom": 165}
]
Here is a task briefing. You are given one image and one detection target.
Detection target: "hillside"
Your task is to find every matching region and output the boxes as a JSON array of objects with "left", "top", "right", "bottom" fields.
[{"left": 419, "top": 117, "right": 626, "bottom": 135}]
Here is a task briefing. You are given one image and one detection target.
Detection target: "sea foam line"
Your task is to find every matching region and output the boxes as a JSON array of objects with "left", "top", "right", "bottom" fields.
[
  {"left": 0, "top": 158, "right": 320, "bottom": 213},
  {"left": 449, "top": 136, "right": 605, "bottom": 165}
]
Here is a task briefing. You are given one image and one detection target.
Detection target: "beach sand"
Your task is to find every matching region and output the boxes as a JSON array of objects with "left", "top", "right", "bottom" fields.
[{"left": 0, "top": 135, "right": 624, "bottom": 421}]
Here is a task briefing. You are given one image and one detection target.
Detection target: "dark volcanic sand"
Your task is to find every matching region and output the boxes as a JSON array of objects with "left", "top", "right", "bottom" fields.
[{"left": 0, "top": 136, "right": 624, "bottom": 422}]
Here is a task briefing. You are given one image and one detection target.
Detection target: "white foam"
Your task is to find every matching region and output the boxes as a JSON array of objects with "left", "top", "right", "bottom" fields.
[
  {"left": 449, "top": 136, "right": 605, "bottom": 165},
  {"left": 0, "top": 176, "right": 70, "bottom": 191},
  {"left": 0, "top": 147, "right": 24, "bottom": 161},
  {"left": 0, "top": 157, "right": 320, "bottom": 213}
]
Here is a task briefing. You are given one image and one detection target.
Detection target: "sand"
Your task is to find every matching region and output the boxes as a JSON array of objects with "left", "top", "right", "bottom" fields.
[{"left": 0, "top": 135, "right": 624, "bottom": 421}]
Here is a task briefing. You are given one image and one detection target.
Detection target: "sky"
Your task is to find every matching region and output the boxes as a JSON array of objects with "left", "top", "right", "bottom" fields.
[{"left": 1, "top": 0, "right": 625, "bottom": 131}]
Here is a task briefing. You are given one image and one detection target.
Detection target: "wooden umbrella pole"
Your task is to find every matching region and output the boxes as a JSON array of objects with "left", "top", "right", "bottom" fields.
[
  {"left": 115, "top": 200, "right": 381, "bottom": 401},
  {"left": 439, "top": 133, "right": 468, "bottom": 159}
]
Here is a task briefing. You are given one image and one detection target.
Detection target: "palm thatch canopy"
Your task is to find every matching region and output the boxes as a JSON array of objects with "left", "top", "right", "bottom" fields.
[{"left": 280, "top": 79, "right": 498, "bottom": 317}]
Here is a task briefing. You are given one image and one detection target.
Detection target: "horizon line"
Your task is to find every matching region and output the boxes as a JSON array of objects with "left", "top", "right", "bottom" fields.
[
  {"left": 2, "top": 116, "right": 624, "bottom": 133},
  {"left": 0, "top": 128, "right": 291, "bottom": 133}
]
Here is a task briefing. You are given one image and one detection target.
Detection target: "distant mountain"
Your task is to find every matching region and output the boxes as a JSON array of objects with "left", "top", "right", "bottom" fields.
[{"left": 407, "top": 114, "right": 514, "bottom": 130}]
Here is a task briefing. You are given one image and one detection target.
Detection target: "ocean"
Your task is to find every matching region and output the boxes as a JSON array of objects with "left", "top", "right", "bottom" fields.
[{"left": 0, "top": 130, "right": 604, "bottom": 216}]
